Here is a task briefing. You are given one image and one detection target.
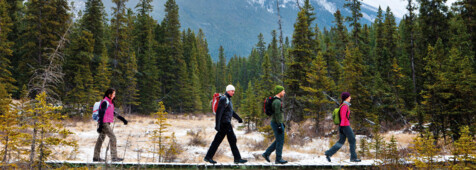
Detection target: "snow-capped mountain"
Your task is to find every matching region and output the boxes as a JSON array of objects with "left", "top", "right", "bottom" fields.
[{"left": 70, "top": 0, "right": 386, "bottom": 60}]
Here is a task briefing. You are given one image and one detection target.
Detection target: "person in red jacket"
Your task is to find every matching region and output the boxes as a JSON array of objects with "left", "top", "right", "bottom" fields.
[{"left": 324, "top": 92, "right": 361, "bottom": 162}]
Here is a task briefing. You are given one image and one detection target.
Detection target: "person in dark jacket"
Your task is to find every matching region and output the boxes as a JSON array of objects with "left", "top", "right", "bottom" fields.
[
  {"left": 204, "top": 85, "right": 247, "bottom": 164},
  {"left": 93, "top": 88, "right": 128, "bottom": 162},
  {"left": 262, "top": 85, "right": 288, "bottom": 164},
  {"left": 324, "top": 92, "right": 361, "bottom": 162}
]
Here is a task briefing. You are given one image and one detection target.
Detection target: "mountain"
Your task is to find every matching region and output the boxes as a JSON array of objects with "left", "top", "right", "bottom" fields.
[{"left": 71, "top": 0, "right": 383, "bottom": 60}]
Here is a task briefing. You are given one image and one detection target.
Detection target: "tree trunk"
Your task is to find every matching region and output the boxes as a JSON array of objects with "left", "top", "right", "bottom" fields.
[
  {"left": 29, "top": 120, "right": 38, "bottom": 170},
  {"left": 2, "top": 135, "right": 9, "bottom": 165}
]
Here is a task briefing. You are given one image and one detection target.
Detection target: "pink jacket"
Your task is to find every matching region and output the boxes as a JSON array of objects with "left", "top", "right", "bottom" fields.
[
  {"left": 340, "top": 104, "right": 350, "bottom": 126},
  {"left": 101, "top": 97, "right": 115, "bottom": 123}
]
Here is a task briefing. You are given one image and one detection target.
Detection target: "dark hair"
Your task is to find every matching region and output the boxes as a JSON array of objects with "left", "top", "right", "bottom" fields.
[{"left": 103, "top": 88, "right": 116, "bottom": 104}]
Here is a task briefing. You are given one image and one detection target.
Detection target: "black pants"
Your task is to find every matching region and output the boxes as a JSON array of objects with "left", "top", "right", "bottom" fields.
[{"left": 205, "top": 122, "right": 241, "bottom": 160}]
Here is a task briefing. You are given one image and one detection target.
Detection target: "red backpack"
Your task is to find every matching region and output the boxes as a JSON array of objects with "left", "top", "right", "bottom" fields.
[{"left": 211, "top": 93, "right": 229, "bottom": 114}]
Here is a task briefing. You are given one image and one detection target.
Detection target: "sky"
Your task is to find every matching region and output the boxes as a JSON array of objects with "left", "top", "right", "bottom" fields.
[{"left": 361, "top": 0, "right": 458, "bottom": 18}]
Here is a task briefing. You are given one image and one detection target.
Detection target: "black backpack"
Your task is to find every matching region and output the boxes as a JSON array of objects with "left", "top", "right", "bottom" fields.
[{"left": 263, "top": 96, "right": 280, "bottom": 116}]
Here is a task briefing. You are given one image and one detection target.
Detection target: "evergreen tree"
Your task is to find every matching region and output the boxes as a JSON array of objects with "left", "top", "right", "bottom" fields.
[
  {"left": 332, "top": 10, "right": 348, "bottom": 61},
  {"left": 0, "top": 1, "right": 16, "bottom": 93},
  {"left": 161, "top": 0, "right": 184, "bottom": 112},
  {"left": 64, "top": 28, "right": 96, "bottom": 116},
  {"left": 286, "top": 9, "right": 313, "bottom": 121},
  {"left": 451, "top": 126, "right": 476, "bottom": 169},
  {"left": 0, "top": 83, "right": 23, "bottom": 166},
  {"left": 216, "top": 46, "right": 227, "bottom": 91},
  {"left": 340, "top": 45, "right": 371, "bottom": 130},
  {"left": 134, "top": 0, "right": 160, "bottom": 114},
  {"left": 19, "top": 0, "right": 70, "bottom": 97},
  {"left": 150, "top": 101, "right": 170, "bottom": 162},
  {"left": 94, "top": 48, "right": 111, "bottom": 100},
  {"left": 300, "top": 52, "right": 334, "bottom": 134},
  {"left": 344, "top": 0, "right": 363, "bottom": 45},
  {"left": 81, "top": 0, "right": 106, "bottom": 60}
]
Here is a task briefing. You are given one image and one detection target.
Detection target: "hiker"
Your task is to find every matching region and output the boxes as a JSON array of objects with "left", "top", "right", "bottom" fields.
[
  {"left": 93, "top": 88, "right": 128, "bottom": 162},
  {"left": 324, "top": 92, "right": 361, "bottom": 162},
  {"left": 204, "top": 85, "right": 248, "bottom": 164},
  {"left": 262, "top": 85, "right": 288, "bottom": 164}
]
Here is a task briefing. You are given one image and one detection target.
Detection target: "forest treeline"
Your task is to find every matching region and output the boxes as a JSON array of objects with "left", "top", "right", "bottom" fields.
[{"left": 0, "top": 0, "right": 475, "bottom": 147}]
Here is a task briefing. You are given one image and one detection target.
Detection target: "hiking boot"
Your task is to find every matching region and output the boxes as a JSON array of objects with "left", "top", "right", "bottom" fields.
[
  {"left": 350, "top": 159, "right": 361, "bottom": 162},
  {"left": 93, "top": 158, "right": 105, "bottom": 162},
  {"left": 234, "top": 159, "right": 248, "bottom": 164},
  {"left": 325, "top": 154, "right": 331, "bottom": 162},
  {"left": 262, "top": 153, "right": 270, "bottom": 162},
  {"left": 111, "top": 157, "right": 124, "bottom": 162},
  {"left": 204, "top": 157, "right": 217, "bottom": 164},
  {"left": 275, "top": 159, "right": 288, "bottom": 164}
]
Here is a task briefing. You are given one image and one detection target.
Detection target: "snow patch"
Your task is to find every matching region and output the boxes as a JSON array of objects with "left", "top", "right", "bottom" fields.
[{"left": 314, "top": 0, "right": 336, "bottom": 14}]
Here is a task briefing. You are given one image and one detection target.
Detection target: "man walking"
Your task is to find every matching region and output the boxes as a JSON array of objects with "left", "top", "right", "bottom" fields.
[
  {"left": 204, "top": 85, "right": 248, "bottom": 164},
  {"left": 262, "top": 85, "right": 288, "bottom": 164}
]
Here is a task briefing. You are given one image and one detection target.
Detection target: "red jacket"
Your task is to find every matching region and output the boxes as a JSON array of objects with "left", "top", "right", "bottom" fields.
[{"left": 340, "top": 104, "right": 350, "bottom": 126}]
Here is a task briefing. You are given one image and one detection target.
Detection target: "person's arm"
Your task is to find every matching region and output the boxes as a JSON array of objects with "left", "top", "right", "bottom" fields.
[
  {"left": 215, "top": 97, "right": 226, "bottom": 131},
  {"left": 114, "top": 111, "right": 128, "bottom": 125},
  {"left": 232, "top": 111, "right": 243, "bottom": 123},
  {"left": 97, "top": 101, "right": 107, "bottom": 132}
]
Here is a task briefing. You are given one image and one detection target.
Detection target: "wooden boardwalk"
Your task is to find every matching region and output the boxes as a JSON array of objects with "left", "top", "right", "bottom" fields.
[{"left": 46, "top": 160, "right": 377, "bottom": 169}]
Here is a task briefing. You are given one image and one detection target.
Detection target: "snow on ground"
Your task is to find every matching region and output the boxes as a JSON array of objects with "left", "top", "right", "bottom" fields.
[{"left": 53, "top": 114, "right": 415, "bottom": 164}]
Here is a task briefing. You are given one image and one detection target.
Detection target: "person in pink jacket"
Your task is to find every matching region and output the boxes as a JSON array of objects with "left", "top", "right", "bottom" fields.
[
  {"left": 93, "top": 88, "right": 128, "bottom": 162},
  {"left": 324, "top": 92, "right": 361, "bottom": 162}
]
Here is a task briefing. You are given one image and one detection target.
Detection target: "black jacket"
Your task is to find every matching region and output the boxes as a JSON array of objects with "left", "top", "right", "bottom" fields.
[
  {"left": 215, "top": 92, "right": 242, "bottom": 131},
  {"left": 98, "top": 100, "right": 127, "bottom": 125}
]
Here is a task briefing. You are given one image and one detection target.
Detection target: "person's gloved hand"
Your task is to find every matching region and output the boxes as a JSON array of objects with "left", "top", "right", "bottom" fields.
[
  {"left": 97, "top": 123, "right": 103, "bottom": 133},
  {"left": 237, "top": 117, "right": 243, "bottom": 123},
  {"left": 277, "top": 123, "right": 283, "bottom": 134},
  {"left": 117, "top": 116, "right": 128, "bottom": 125}
]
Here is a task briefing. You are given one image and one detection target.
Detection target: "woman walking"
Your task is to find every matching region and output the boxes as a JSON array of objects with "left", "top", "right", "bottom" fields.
[
  {"left": 324, "top": 92, "right": 361, "bottom": 162},
  {"left": 93, "top": 88, "right": 128, "bottom": 162}
]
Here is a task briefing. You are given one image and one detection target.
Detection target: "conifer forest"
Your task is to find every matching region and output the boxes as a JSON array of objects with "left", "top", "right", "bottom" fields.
[{"left": 0, "top": 0, "right": 475, "bottom": 169}]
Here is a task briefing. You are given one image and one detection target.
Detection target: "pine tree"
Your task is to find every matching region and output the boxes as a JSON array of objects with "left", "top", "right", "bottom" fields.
[
  {"left": 150, "top": 101, "right": 171, "bottom": 162},
  {"left": 189, "top": 46, "right": 203, "bottom": 113},
  {"left": 332, "top": 10, "right": 348, "bottom": 61},
  {"left": 27, "top": 92, "right": 76, "bottom": 169},
  {"left": 451, "top": 126, "right": 476, "bottom": 169},
  {"left": 94, "top": 48, "right": 111, "bottom": 100},
  {"left": 286, "top": 9, "right": 313, "bottom": 121},
  {"left": 344, "top": 0, "right": 363, "bottom": 45},
  {"left": 0, "top": 83, "right": 23, "bottom": 167},
  {"left": 340, "top": 45, "right": 371, "bottom": 130},
  {"left": 121, "top": 9, "right": 140, "bottom": 114},
  {"left": 134, "top": 0, "right": 160, "bottom": 114},
  {"left": 0, "top": 1, "right": 16, "bottom": 93},
  {"left": 19, "top": 0, "right": 70, "bottom": 97},
  {"left": 81, "top": 0, "right": 106, "bottom": 59},
  {"left": 300, "top": 52, "right": 334, "bottom": 134},
  {"left": 216, "top": 46, "right": 227, "bottom": 91},
  {"left": 269, "top": 30, "right": 281, "bottom": 79},
  {"left": 161, "top": 0, "right": 184, "bottom": 112},
  {"left": 410, "top": 130, "right": 440, "bottom": 169},
  {"left": 64, "top": 28, "right": 96, "bottom": 117}
]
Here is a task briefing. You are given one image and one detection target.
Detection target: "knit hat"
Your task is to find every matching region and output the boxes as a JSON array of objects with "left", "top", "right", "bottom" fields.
[
  {"left": 226, "top": 85, "right": 235, "bottom": 92},
  {"left": 274, "top": 85, "right": 284, "bottom": 95},
  {"left": 341, "top": 92, "right": 351, "bottom": 101}
]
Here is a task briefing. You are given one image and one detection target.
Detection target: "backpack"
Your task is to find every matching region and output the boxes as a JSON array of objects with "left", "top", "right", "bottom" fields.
[
  {"left": 92, "top": 100, "right": 110, "bottom": 121},
  {"left": 332, "top": 104, "right": 348, "bottom": 125},
  {"left": 211, "top": 93, "right": 229, "bottom": 115},
  {"left": 263, "top": 96, "right": 279, "bottom": 116}
]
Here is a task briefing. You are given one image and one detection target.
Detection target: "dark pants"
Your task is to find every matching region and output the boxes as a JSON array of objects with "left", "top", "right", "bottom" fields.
[
  {"left": 325, "top": 126, "right": 357, "bottom": 160},
  {"left": 264, "top": 122, "right": 285, "bottom": 160},
  {"left": 205, "top": 122, "right": 241, "bottom": 160}
]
